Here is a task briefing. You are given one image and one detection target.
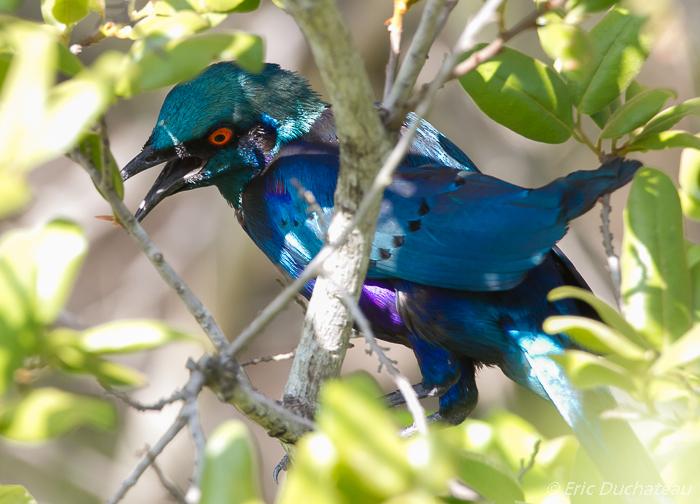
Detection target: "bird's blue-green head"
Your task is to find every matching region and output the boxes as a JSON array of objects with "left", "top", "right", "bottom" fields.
[{"left": 122, "top": 62, "right": 327, "bottom": 219}]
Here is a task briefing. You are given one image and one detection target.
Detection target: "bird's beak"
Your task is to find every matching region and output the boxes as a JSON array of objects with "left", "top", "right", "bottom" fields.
[{"left": 121, "top": 146, "right": 205, "bottom": 221}]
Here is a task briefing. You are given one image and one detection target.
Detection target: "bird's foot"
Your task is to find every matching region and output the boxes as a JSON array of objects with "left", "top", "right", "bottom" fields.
[
  {"left": 273, "top": 454, "right": 291, "bottom": 484},
  {"left": 383, "top": 382, "right": 449, "bottom": 408}
]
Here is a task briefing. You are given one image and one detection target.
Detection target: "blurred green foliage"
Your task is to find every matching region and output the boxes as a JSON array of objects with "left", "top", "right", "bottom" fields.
[{"left": 0, "top": 0, "right": 699, "bottom": 503}]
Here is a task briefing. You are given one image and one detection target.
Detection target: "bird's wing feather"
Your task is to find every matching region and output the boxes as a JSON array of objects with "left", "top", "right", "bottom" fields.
[{"left": 368, "top": 158, "right": 640, "bottom": 290}]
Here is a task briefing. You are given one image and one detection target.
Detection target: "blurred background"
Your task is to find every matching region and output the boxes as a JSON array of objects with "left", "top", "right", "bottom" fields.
[{"left": 1, "top": 0, "right": 699, "bottom": 502}]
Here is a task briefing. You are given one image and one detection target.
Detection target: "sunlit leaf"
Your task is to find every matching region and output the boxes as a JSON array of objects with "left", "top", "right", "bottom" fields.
[
  {"left": 627, "top": 131, "right": 700, "bottom": 152},
  {"left": 47, "top": 330, "right": 147, "bottom": 385},
  {"left": 316, "top": 373, "right": 412, "bottom": 497},
  {"left": 0, "top": 171, "right": 31, "bottom": 219},
  {"left": 116, "top": 32, "right": 264, "bottom": 97},
  {"left": 198, "top": 0, "right": 260, "bottom": 13},
  {"left": 680, "top": 148, "right": 700, "bottom": 199},
  {"left": 46, "top": 0, "right": 90, "bottom": 25},
  {"left": 565, "top": 0, "right": 619, "bottom": 15},
  {"left": 538, "top": 21, "right": 595, "bottom": 81},
  {"left": 200, "top": 420, "right": 264, "bottom": 504},
  {"left": 279, "top": 432, "right": 344, "bottom": 504},
  {"left": 0, "top": 22, "right": 113, "bottom": 172},
  {"left": 458, "top": 46, "right": 573, "bottom": 144},
  {"left": 78, "top": 319, "right": 199, "bottom": 354},
  {"left": 551, "top": 351, "right": 636, "bottom": 391},
  {"left": 0, "top": 485, "right": 38, "bottom": 504},
  {"left": 547, "top": 286, "right": 649, "bottom": 349},
  {"left": 651, "top": 324, "right": 700, "bottom": 374},
  {"left": 622, "top": 168, "right": 692, "bottom": 346},
  {"left": 0, "top": 219, "right": 87, "bottom": 326},
  {"left": 544, "top": 316, "right": 647, "bottom": 360},
  {"left": 625, "top": 80, "right": 648, "bottom": 101},
  {"left": 599, "top": 87, "right": 676, "bottom": 139},
  {"left": 0, "top": 388, "right": 115, "bottom": 441},
  {"left": 635, "top": 97, "right": 700, "bottom": 139},
  {"left": 568, "top": 8, "right": 652, "bottom": 115},
  {"left": 129, "top": 10, "right": 210, "bottom": 42},
  {"left": 456, "top": 451, "right": 524, "bottom": 504}
]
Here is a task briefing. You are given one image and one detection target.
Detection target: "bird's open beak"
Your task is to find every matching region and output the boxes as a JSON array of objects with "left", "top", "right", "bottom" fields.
[{"left": 121, "top": 147, "right": 205, "bottom": 221}]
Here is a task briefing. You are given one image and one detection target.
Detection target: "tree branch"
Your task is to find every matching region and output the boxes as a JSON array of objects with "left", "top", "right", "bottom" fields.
[
  {"left": 277, "top": 0, "right": 394, "bottom": 422},
  {"left": 384, "top": 0, "right": 447, "bottom": 120}
]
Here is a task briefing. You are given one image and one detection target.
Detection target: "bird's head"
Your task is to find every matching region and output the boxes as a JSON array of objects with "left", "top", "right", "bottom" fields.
[{"left": 122, "top": 62, "right": 326, "bottom": 219}]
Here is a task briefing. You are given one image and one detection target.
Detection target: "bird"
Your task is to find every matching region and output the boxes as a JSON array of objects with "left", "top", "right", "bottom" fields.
[{"left": 122, "top": 62, "right": 668, "bottom": 501}]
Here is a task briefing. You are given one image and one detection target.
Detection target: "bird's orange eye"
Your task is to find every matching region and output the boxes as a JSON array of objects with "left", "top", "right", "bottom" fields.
[{"left": 209, "top": 128, "right": 233, "bottom": 146}]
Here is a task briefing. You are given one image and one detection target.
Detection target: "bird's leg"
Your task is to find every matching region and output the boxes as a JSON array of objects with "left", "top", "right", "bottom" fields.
[
  {"left": 399, "top": 358, "right": 478, "bottom": 438},
  {"left": 383, "top": 334, "right": 463, "bottom": 407}
]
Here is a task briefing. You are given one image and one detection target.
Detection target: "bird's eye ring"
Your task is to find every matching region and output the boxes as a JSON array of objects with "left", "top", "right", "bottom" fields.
[{"left": 209, "top": 128, "right": 233, "bottom": 146}]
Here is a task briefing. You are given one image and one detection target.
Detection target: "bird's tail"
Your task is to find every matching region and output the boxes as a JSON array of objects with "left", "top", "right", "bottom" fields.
[
  {"left": 554, "top": 156, "right": 642, "bottom": 221},
  {"left": 506, "top": 330, "right": 672, "bottom": 504}
]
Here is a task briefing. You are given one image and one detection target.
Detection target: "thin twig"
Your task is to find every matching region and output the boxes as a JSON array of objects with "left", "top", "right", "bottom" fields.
[
  {"left": 68, "top": 143, "right": 228, "bottom": 351},
  {"left": 106, "top": 413, "right": 188, "bottom": 504},
  {"left": 599, "top": 194, "right": 623, "bottom": 311},
  {"left": 517, "top": 439, "right": 541, "bottom": 483},
  {"left": 384, "top": 0, "right": 406, "bottom": 101},
  {"left": 291, "top": 178, "right": 329, "bottom": 237},
  {"left": 275, "top": 278, "right": 308, "bottom": 314},
  {"left": 326, "top": 275, "right": 428, "bottom": 436},
  {"left": 185, "top": 394, "right": 206, "bottom": 488},
  {"left": 151, "top": 460, "right": 187, "bottom": 504},
  {"left": 103, "top": 385, "right": 188, "bottom": 411},
  {"left": 384, "top": 0, "right": 447, "bottom": 116},
  {"left": 241, "top": 350, "right": 296, "bottom": 367},
  {"left": 450, "top": 0, "right": 565, "bottom": 79}
]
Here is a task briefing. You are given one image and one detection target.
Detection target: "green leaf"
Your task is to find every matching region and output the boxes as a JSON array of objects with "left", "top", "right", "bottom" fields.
[
  {"left": 680, "top": 149, "right": 700, "bottom": 217},
  {"left": 569, "top": 8, "right": 653, "bottom": 115},
  {"left": 200, "top": 420, "right": 264, "bottom": 504},
  {"left": 42, "top": 0, "right": 90, "bottom": 26},
  {"left": 116, "top": 32, "right": 264, "bottom": 97},
  {"left": 458, "top": 46, "right": 573, "bottom": 144},
  {"left": 0, "top": 485, "right": 38, "bottom": 504},
  {"left": 78, "top": 319, "right": 199, "bottom": 354},
  {"left": 0, "top": 24, "right": 112, "bottom": 172},
  {"left": 279, "top": 432, "right": 344, "bottom": 504},
  {"left": 625, "top": 80, "right": 648, "bottom": 101},
  {"left": 198, "top": 0, "right": 260, "bottom": 13},
  {"left": 651, "top": 324, "right": 700, "bottom": 374},
  {"left": 547, "top": 286, "right": 649, "bottom": 349},
  {"left": 0, "top": 170, "right": 31, "bottom": 219},
  {"left": 627, "top": 130, "right": 700, "bottom": 152},
  {"left": 635, "top": 97, "right": 700, "bottom": 139},
  {"left": 317, "top": 373, "right": 413, "bottom": 497},
  {"left": 679, "top": 148, "right": 700, "bottom": 200},
  {"left": 0, "top": 219, "right": 87, "bottom": 326},
  {"left": 129, "top": 11, "right": 210, "bottom": 42},
  {"left": 565, "top": 0, "right": 619, "bottom": 15},
  {"left": 599, "top": 87, "right": 677, "bottom": 139},
  {"left": 456, "top": 451, "right": 524, "bottom": 504},
  {"left": 57, "top": 42, "right": 83, "bottom": 76},
  {"left": 622, "top": 168, "right": 692, "bottom": 346},
  {"left": 551, "top": 350, "right": 636, "bottom": 391},
  {"left": 543, "top": 316, "right": 647, "bottom": 360},
  {"left": 0, "top": 388, "right": 115, "bottom": 441},
  {"left": 47, "top": 329, "right": 146, "bottom": 385},
  {"left": 538, "top": 22, "right": 595, "bottom": 82},
  {"left": 692, "top": 260, "right": 700, "bottom": 324}
]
